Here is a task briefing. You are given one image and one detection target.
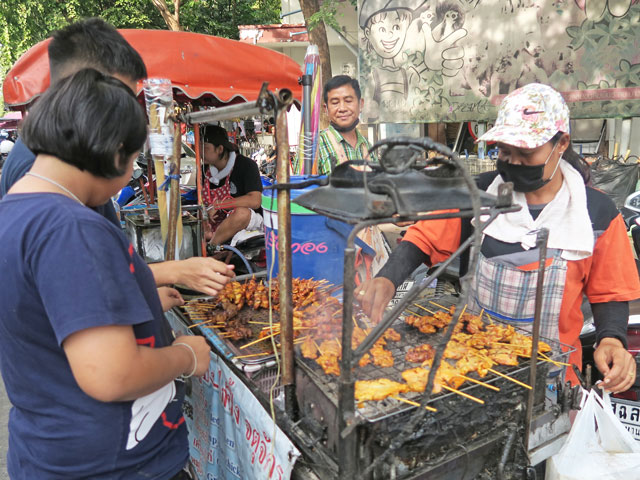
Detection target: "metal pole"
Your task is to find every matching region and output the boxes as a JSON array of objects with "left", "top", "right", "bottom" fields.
[
  {"left": 525, "top": 227, "right": 549, "bottom": 451},
  {"left": 184, "top": 102, "right": 264, "bottom": 124},
  {"left": 193, "top": 123, "right": 207, "bottom": 257},
  {"left": 338, "top": 223, "right": 362, "bottom": 479},
  {"left": 165, "top": 124, "right": 182, "bottom": 261},
  {"left": 275, "top": 89, "right": 296, "bottom": 418},
  {"left": 301, "top": 74, "right": 312, "bottom": 174}
]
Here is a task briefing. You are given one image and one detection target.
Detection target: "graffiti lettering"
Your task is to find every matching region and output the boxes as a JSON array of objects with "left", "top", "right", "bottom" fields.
[{"left": 448, "top": 100, "right": 492, "bottom": 115}]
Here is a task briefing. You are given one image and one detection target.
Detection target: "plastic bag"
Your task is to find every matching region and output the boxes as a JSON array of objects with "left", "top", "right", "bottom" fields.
[
  {"left": 591, "top": 159, "right": 639, "bottom": 208},
  {"left": 546, "top": 388, "right": 640, "bottom": 480}
]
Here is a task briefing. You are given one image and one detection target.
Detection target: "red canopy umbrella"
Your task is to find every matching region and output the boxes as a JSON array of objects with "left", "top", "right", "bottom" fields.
[
  {"left": 0, "top": 111, "right": 22, "bottom": 130},
  {"left": 3, "top": 29, "right": 302, "bottom": 110}
]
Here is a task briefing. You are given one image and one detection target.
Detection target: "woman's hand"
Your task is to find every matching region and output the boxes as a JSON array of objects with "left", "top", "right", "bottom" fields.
[
  {"left": 157, "top": 287, "right": 184, "bottom": 312},
  {"left": 175, "top": 257, "right": 235, "bottom": 296},
  {"left": 172, "top": 335, "right": 211, "bottom": 377},
  {"left": 356, "top": 277, "right": 396, "bottom": 324},
  {"left": 594, "top": 337, "right": 637, "bottom": 393}
]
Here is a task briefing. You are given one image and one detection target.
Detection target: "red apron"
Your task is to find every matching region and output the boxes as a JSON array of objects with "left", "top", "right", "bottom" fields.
[{"left": 203, "top": 169, "right": 234, "bottom": 231}]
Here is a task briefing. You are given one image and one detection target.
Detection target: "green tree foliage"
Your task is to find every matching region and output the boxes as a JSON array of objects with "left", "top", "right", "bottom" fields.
[{"left": 0, "top": 0, "right": 281, "bottom": 112}]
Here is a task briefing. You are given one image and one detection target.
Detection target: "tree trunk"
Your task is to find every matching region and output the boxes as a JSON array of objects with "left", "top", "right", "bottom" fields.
[
  {"left": 298, "top": 0, "right": 332, "bottom": 129},
  {"left": 150, "top": 0, "right": 181, "bottom": 31}
]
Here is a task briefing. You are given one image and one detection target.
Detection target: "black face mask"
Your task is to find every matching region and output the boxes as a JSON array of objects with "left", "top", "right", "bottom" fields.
[
  {"left": 330, "top": 118, "right": 359, "bottom": 133},
  {"left": 496, "top": 160, "right": 549, "bottom": 192},
  {"left": 496, "top": 143, "right": 560, "bottom": 193}
]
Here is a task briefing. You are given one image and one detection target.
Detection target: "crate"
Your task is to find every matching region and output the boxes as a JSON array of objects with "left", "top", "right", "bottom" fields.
[{"left": 462, "top": 156, "right": 496, "bottom": 176}]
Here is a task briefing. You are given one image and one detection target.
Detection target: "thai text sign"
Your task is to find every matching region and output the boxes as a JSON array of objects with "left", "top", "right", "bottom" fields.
[{"left": 167, "top": 313, "right": 301, "bottom": 479}]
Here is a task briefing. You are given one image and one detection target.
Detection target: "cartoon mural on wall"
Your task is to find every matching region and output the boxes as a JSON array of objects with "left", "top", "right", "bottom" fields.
[{"left": 358, "top": 0, "right": 640, "bottom": 123}]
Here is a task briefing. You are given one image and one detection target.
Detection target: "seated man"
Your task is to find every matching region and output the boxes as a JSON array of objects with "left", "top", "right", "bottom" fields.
[{"left": 202, "top": 125, "right": 263, "bottom": 246}]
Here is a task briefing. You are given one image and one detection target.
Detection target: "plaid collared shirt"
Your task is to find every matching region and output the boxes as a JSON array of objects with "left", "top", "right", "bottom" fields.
[
  {"left": 315, "top": 125, "right": 377, "bottom": 175},
  {"left": 292, "top": 125, "right": 376, "bottom": 175}
]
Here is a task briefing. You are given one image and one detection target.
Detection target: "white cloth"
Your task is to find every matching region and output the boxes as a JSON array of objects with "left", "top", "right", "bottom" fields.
[
  {"left": 208, "top": 151, "right": 236, "bottom": 185},
  {"left": 229, "top": 209, "right": 263, "bottom": 247},
  {"left": 480, "top": 159, "right": 594, "bottom": 261}
]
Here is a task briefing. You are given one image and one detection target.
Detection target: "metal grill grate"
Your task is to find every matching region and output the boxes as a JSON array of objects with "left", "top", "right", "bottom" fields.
[{"left": 296, "top": 296, "right": 573, "bottom": 423}]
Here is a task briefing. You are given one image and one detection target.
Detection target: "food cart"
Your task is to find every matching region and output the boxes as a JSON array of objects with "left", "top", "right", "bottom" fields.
[
  {"left": 4, "top": 30, "right": 579, "bottom": 479},
  {"left": 165, "top": 126, "right": 579, "bottom": 478}
]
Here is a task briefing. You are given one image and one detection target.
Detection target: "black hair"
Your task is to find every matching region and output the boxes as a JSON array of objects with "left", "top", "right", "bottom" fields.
[
  {"left": 202, "top": 124, "right": 239, "bottom": 154},
  {"left": 22, "top": 68, "right": 147, "bottom": 178},
  {"left": 48, "top": 18, "right": 147, "bottom": 83},
  {"left": 551, "top": 131, "right": 591, "bottom": 186},
  {"left": 323, "top": 75, "right": 362, "bottom": 103}
]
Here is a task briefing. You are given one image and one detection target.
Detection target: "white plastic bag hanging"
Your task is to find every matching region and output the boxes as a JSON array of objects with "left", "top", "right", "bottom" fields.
[{"left": 546, "top": 388, "right": 640, "bottom": 480}]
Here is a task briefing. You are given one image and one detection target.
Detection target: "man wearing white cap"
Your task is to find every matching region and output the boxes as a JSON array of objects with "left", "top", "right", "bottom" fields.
[{"left": 358, "top": 83, "right": 640, "bottom": 393}]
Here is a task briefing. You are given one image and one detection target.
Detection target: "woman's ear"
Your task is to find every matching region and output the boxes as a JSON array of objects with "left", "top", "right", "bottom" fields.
[{"left": 558, "top": 133, "right": 571, "bottom": 155}]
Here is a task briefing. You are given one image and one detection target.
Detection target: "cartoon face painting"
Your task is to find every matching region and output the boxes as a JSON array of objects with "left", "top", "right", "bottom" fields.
[{"left": 364, "top": 9, "right": 412, "bottom": 61}]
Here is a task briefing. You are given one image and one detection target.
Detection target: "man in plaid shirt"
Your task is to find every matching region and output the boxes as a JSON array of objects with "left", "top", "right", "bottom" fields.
[{"left": 313, "top": 75, "right": 377, "bottom": 175}]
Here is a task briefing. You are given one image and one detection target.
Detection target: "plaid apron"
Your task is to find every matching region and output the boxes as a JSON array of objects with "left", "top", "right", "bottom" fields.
[
  {"left": 471, "top": 249, "right": 567, "bottom": 346},
  {"left": 203, "top": 170, "right": 234, "bottom": 231}
]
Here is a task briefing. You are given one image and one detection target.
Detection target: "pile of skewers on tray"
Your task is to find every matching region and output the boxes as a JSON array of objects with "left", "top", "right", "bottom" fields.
[{"left": 180, "top": 277, "right": 342, "bottom": 359}]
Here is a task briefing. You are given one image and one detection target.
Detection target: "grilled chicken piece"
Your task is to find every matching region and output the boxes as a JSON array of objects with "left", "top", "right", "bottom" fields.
[
  {"left": 405, "top": 344, "right": 435, "bottom": 364},
  {"left": 384, "top": 328, "right": 401, "bottom": 342},
  {"left": 301, "top": 336, "right": 318, "bottom": 359},
  {"left": 355, "top": 378, "right": 409, "bottom": 402}
]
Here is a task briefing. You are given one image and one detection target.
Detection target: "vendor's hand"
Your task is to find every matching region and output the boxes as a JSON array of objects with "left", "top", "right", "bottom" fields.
[
  {"left": 174, "top": 257, "right": 235, "bottom": 296},
  {"left": 157, "top": 287, "right": 184, "bottom": 312},
  {"left": 594, "top": 337, "right": 637, "bottom": 393},
  {"left": 356, "top": 277, "right": 396, "bottom": 324},
  {"left": 172, "top": 335, "right": 210, "bottom": 377}
]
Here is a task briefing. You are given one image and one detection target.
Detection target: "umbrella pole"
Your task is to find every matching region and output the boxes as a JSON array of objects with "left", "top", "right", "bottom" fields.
[
  {"left": 301, "top": 73, "right": 313, "bottom": 174},
  {"left": 165, "top": 124, "right": 182, "bottom": 261},
  {"left": 193, "top": 123, "right": 207, "bottom": 258}
]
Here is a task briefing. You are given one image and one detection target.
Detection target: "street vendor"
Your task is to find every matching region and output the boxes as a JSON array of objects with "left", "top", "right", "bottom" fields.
[
  {"left": 0, "top": 18, "right": 234, "bottom": 298},
  {"left": 358, "top": 83, "right": 640, "bottom": 393},
  {"left": 201, "top": 124, "right": 264, "bottom": 246},
  {"left": 307, "top": 75, "right": 378, "bottom": 175},
  {"left": 0, "top": 68, "right": 205, "bottom": 480}
]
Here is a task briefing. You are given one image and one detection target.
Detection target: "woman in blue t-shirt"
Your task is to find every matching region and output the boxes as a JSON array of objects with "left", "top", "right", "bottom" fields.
[{"left": 0, "top": 69, "right": 207, "bottom": 479}]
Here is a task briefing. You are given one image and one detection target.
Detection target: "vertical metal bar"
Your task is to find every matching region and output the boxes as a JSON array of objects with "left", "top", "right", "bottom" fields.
[
  {"left": 301, "top": 74, "right": 313, "bottom": 174},
  {"left": 338, "top": 221, "right": 366, "bottom": 479},
  {"left": 165, "top": 123, "right": 182, "bottom": 261},
  {"left": 275, "top": 93, "right": 296, "bottom": 417},
  {"left": 525, "top": 227, "right": 549, "bottom": 451},
  {"left": 193, "top": 123, "right": 207, "bottom": 257}
]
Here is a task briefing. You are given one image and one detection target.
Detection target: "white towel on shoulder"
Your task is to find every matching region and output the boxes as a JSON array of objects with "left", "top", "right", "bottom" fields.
[
  {"left": 208, "top": 151, "right": 236, "bottom": 185},
  {"left": 480, "top": 159, "right": 593, "bottom": 261}
]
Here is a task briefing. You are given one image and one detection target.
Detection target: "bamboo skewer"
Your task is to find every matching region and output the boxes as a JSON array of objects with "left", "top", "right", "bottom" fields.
[
  {"left": 188, "top": 319, "right": 217, "bottom": 329},
  {"left": 539, "top": 351, "right": 571, "bottom": 367},
  {"left": 313, "top": 340, "right": 324, "bottom": 356},
  {"left": 390, "top": 395, "right": 438, "bottom": 412},
  {"left": 488, "top": 368, "right": 532, "bottom": 390},
  {"left": 235, "top": 351, "right": 272, "bottom": 359},
  {"left": 442, "top": 385, "right": 485, "bottom": 404},
  {"left": 457, "top": 374, "right": 500, "bottom": 392},
  {"left": 412, "top": 303, "right": 436, "bottom": 315},
  {"left": 429, "top": 301, "right": 449, "bottom": 311},
  {"left": 239, "top": 332, "right": 279, "bottom": 349}
]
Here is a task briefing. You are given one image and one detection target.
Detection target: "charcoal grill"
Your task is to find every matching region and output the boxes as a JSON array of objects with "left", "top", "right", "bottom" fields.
[{"left": 177, "top": 136, "right": 579, "bottom": 479}]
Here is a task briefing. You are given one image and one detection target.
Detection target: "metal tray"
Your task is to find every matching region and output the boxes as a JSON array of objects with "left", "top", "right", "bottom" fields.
[{"left": 175, "top": 298, "right": 282, "bottom": 365}]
